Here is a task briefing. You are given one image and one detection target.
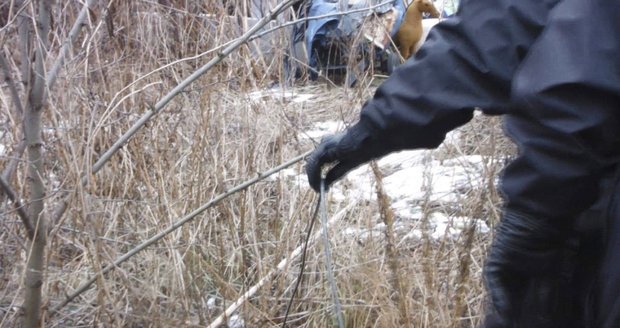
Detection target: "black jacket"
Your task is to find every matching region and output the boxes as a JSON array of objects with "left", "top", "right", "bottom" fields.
[{"left": 356, "top": 0, "right": 620, "bottom": 220}]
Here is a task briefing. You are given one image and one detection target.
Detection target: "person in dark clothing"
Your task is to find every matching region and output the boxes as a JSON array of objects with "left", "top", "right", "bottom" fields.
[{"left": 305, "top": 0, "right": 620, "bottom": 326}]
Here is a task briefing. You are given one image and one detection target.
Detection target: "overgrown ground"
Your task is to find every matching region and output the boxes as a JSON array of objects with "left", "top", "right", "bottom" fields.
[{"left": 0, "top": 1, "right": 515, "bottom": 327}]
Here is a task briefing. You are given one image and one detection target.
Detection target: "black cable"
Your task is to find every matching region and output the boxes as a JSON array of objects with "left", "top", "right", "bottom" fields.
[{"left": 282, "top": 195, "right": 321, "bottom": 327}]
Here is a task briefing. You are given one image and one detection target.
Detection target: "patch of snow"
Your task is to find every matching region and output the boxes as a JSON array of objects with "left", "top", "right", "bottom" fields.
[
  {"left": 401, "top": 228, "right": 424, "bottom": 242},
  {"left": 429, "top": 212, "right": 489, "bottom": 239},
  {"left": 292, "top": 93, "right": 315, "bottom": 103},
  {"left": 294, "top": 122, "right": 493, "bottom": 241},
  {"left": 442, "top": 129, "right": 461, "bottom": 145},
  {"left": 303, "top": 120, "right": 344, "bottom": 140},
  {"left": 227, "top": 314, "right": 245, "bottom": 328},
  {"left": 206, "top": 297, "right": 217, "bottom": 310},
  {"left": 247, "top": 88, "right": 316, "bottom": 104}
]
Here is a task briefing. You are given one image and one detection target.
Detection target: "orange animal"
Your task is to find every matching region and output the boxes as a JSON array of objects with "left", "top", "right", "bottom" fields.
[{"left": 396, "top": 0, "right": 440, "bottom": 60}]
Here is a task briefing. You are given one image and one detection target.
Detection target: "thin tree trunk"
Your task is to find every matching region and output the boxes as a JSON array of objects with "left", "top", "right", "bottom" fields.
[{"left": 21, "top": 0, "right": 51, "bottom": 326}]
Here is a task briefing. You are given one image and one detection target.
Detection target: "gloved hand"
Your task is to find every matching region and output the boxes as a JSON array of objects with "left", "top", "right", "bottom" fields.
[
  {"left": 305, "top": 121, "right": 391, "bottom": 192},
  {"left": 483, "top": 210, "right": 576, "bottom": 327}
]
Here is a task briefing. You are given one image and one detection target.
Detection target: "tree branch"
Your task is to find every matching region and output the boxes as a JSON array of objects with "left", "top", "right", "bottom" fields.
[
  {"left": 1, "top": 139, "right": 26, "bottom": 190},
  {"left": 0, "top": 47, "right": 26, "bottom": 186},
  {"left": 0, "top": 0, "right": 29, "bottom": 34},
  {"left": 0, "top": 47, "right": 24, "bottom": 115},
  {"left": 45, "top": 0, "right": 98, "bottom": 92},
  {"left": 0, "top": 174, "right": 34, "bottom": 239}
]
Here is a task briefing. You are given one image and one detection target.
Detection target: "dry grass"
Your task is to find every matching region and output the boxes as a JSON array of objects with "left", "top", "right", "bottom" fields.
[{"left": 0, "top": 1, "right": 514, "bottom": 327}]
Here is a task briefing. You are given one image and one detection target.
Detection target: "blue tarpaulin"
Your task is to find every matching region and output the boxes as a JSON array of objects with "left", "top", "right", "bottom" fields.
[
  {"left": 303, "top": 0, "right": 406, "bottom": 58},
  {"left": 289, "top": 0, "right": 459, "bottom": 83}
]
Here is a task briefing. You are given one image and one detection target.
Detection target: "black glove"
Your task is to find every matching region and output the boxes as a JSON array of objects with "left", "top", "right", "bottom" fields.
[
  {"left": 305, "top": 121, "right": 391, "bottom": 192},
  {"left": 483, "top": 210, "right": 576, "bottom": 327}
]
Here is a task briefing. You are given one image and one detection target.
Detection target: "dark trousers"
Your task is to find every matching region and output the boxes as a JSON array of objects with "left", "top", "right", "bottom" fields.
[
  {"left": 589, "top": 171, "right": 620, "bottom": 327},
  {"left": 483, "top": 170, "right": 620, "bottom": 328}
]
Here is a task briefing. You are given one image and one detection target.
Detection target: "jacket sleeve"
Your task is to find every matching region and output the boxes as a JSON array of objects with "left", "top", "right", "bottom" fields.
[
  {"left": 500, "top": 0, "right": 620, "bottom": 220},
  {"left": 356, "top": 0, "right": 557, "bottom": 151}
]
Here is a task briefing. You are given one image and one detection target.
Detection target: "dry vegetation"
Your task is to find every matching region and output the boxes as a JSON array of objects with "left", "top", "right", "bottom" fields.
[{"left": 0, "top": 1, "right": 515, "bottom": 327}]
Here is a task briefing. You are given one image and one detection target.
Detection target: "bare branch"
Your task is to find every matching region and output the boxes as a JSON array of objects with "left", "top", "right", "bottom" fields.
[
  {"left": 0, "top": 47, "right": 24, "bottom": 115},
  {"left": 28, "top": 0, "right": 49, "bottom": 112},
  {"left": 91, "top": 0, "right": 304, "bottom": 174},
  {"left": 45, "top": 0, "right": 98, "bottom": 92},
  {"left": 1, "top": 139, "right": 26, "bottom": 187},
  {"left": 0, "top": 174, "right": 34, "bottom": 239},
  {"left": 0, "top": 47, "right": 26, "bottom": 186},
  {"left": 0, "top": 0, "right": 30, "bottom": 34},
  {"left": 50, "top": 150, "right": 311, "bottom": 315},
  {"left": 17, "top": 2, "right": 32, "bottom": 97}
]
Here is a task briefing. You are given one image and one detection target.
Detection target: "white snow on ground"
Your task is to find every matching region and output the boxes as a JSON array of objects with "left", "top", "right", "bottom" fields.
[
  {"left": 247, "top": 88, "right": 317, "bottom": 104},
  {"left": 280, "top": 120, "right": 491, "bottom": 241},
  {"left": 302, "top": 120, "right": 345, "bottom": 140},
  {"left": 227, "top": 314, "right": 245, "bottom": 328}
]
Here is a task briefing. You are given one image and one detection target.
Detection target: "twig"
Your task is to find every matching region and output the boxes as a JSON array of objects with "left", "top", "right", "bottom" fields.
[
  {"left": 49, "top": 150, "right": 311, "bottom": 315},
  {"left": 208, "top": 200, "right": 359, "bottom": 328},
  {"left": 1, "top": 138, "right": 26, "bottom": 184},
  {"left": 0, "top": 47, "right": 27, "bottom": 185},
  {"left": 91, "top": 0, "right": 303, "bottom": 174},
  {"left": 0, "top": 0, "right": 29, "bottom": 34},
  {"left": 0, "top": 218, "right": 28, "bottom": 252},
  {"left": 45, "top": 0, "right": 97, "bottom": 92},
  {"left": 0, "top": 47, "right": 24, "bottom": 115},
  {"left": 0, "top": 174, "right": 34, "bottom": 239}
]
